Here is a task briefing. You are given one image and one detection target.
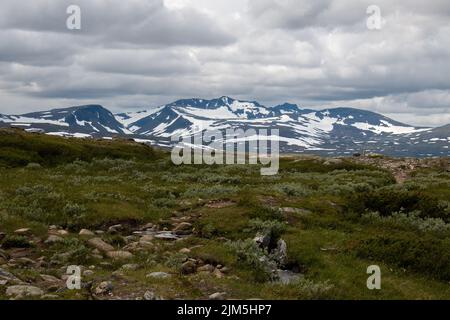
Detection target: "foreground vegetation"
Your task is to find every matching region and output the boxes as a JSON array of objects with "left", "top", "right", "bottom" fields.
[{"left": 0, "top": 129, "right": 449, "bottom": 300}]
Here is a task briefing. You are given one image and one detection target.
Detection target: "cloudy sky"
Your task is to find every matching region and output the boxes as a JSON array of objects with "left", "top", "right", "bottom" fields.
[{"left": 0, "top": 0, "right": 449, "bottom": 126}]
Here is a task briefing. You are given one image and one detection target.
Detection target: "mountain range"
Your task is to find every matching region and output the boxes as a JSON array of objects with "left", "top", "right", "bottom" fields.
[{"left": 1, "top": 96, "right": 449, "bottom": 157}]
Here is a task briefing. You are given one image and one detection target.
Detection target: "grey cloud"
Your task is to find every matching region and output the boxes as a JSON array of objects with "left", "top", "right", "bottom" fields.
[
  {"left": 0, "top": 0, "right": 235, "bottom": 47},
  {"left": 0, "top": 0, "right": 449, "bottom": 126}
]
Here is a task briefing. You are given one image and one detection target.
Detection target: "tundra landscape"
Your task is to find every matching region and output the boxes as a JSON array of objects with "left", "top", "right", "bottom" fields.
[
  {"left": 0, "top": 128, "right": 449, "bottom": 300},
  {"left": 0, "top": 0, "right": 450, "bottom": 305}
]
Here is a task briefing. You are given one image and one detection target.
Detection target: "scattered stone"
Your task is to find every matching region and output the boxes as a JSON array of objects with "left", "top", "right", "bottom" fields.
[
  {"left": 123, "top": 242, "right": 140, "bottom": 252},
  {"left": 179, "top": 248, "right": 191, "bottom": 254},
  {"left": 220, "top": 266, "right": 230, "bottom": 274},
  {"left": 213, "top": 269, "right": 225, "bottom": 279},
  {"left": 120, "top": 264, "right": 139, "bottom": 271},
  {"left": 14, "top": 228, "right": 30, "bottom": 235},
  {"left": 40, "top": 274, "right": 62, "bottom": 284},
  {"left": 140, "top": 235, "right": 154, "bottom": 242},
  {"left": 56, "top": 230, "right": 69, "bottom": 236},
  {"left": 273, "top": 239, "right": 288, "bottom": 266},
  {"left": 0, "top": 280, "right": 8, "bottom": 286},
  {"left": 144, "top": 290, "right": 163, "bottom": 300},
  {"left": 45, "top": 235, "right": 64, "bottom": 244},
  {"left": 146, "top": 272, "right": 171, "bottom": 279},
  {"left": 88, "top": 238, "right": 114, "bottom": 253},
  {"left": 197, "top": 264, "right": 214, "bottom": 273},
  {"left": 181, "top": 261, "right": 197, "bottom": 275},
  {"left": 154, "top": 232, "right": 180, "bottom": 241},
  {"left": 79, "top": 229, "right": 95, "bottom": 236},
  {"left": 6, "top": 285, "right": 43, "bottom": 298},
  {"left": 209, "top": 292, "right": 227, "bottom": 300},
  {"left": 94, "top": 281, "right": 113, "bottom": 295},
  {"left": 106, "top": 251, "right": 133, "bottom": 260},
  {"left": 83, "top": 270, "right": 94, "bottom": 276},
  {"left": 139, "top": 240, "right": 154, "bottom": 249},
  {"left": 108, "top": 224, "right": 124, "bottom": 234},
  {"left": 173, "top": 222, "right": 192, "bottom": 232},
  {"left": 253, "top": 233, "right": 271, "bottom": 248}
]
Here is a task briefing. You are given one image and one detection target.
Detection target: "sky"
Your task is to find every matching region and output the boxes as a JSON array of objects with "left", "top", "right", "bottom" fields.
[{"left": 0, "top": 0, "right": 449, "bottom": 127}]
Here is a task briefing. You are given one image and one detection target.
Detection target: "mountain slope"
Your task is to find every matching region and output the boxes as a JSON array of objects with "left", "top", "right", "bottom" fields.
[
  {"left": 0, "top": 97, "right": 448, "bottom": 156},
  {"left": 0, "top": 105, "right": 130, "bottom": 137}
]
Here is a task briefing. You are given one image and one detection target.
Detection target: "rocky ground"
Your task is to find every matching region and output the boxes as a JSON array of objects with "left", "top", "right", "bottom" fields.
[{"left": 0, "top": 203, "right": 297, "bottom": 300}]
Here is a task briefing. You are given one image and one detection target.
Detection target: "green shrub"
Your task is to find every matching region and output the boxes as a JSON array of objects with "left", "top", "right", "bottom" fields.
[
  {"left": 1, "top": 235, "right": 32, "bottom": 249},
  {"left": 227, "top": 239, "right": 276, "bottom": 282},
  {"left": 355, "top": 234, "right": 450, "bottom": 280},
  {"left": 349, "top": 186, "right": 449, "bottom": 221}
]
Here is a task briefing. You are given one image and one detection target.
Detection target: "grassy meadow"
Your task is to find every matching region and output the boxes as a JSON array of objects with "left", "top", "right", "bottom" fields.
[{"left": 0, "top": 128, "right": 449, "bottom": 300}]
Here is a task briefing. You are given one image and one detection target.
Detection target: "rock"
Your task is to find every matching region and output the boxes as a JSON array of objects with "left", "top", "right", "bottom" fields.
[
  {"left": 253, "top": 233, "right": 271, "bottom": 249},
  {"left": 138, "top": 241, "right": 154, "bottom": 249},
  {"left": 56, "top": 230, "right": 69, "bottom": 236},
  {"left": 14, "top": 228, "right": 30, "bottom": 235},
  {"left": 144, "top": 290, "right": 163, "bottom": 300},
  {"left": 273, "top": 239, "right": 288, "bottom": 266},
  {"left": 197, "top": 264, "right": 214, "bottom": 273},
  {"left": 88, "top": 238, "right": 114, "bottom": 253},
  {"left": 83, "top": 270, "right": 94, "bottom": 276},
  {"left": 0, "top": 232, "right": 5, "bottom": 242},
  {"left": 181, "top": 261, "right": 197, "bottom": 275},
  {"left": 219, "top": 266, "right": 230, "bottom": 274},
  {"left": 106, "top": 251, "right": 133, "bottom": 260},
  {"left": 45, "top": 235, "right": 64, "bottom": 244},
  {"left": 120, "top": 264, "right": 139, "bottom": 271},
  {"left": 94, "top": 281, "right": 113, "bottom": 295},
  {"left": 209, "top": 292, "right": 227, "bottom": 300},
  {"left": 123, "top": 242, "right": 140, "bottom": 252},
  {"left": 140, "top": 235, "right": 154, "bottom": 242},
  {"left": 6, "top": 285, "right": 43, "bottom": 298},
  {"left": 0, "top": 280, "right": 8, "bottom": 286},
  {"left": 179, "top": 248, "right": 191, "bottom": 254},
  {"left": 154, "top": 232, "right": 179, "bottom": 241},
  {"left": 11, "top": 257, "right": 35, "bottom": 267},
  {"left": 146, "top": 272, "right": 171, "bottom": 279},
  {"left": 173, "top": 222, "right": 192, "bottom": 232},
  {"left": 40, "top": 274, "right": 62, "bottom": 283},
  {"left": 79, "top": 229, "right": 95, "bottom": 236},
  {"left": 124, "top": 236, "right": 137, "bottom": 244},
  {"left": 140, "top": 223, "right": 154, "bottom": 230},
  {"left": 108, "top": 224, "right": 124, "bottom": 234},
  {"left": 213, "top": 269, "right": 225, "bottom": 279}
]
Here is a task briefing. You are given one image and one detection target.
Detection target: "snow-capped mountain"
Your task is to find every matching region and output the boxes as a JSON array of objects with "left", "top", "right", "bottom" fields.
[
  {"left": 0, "top": 105, "right": 129, "bottom": 137},
  {"left": 1, "top": 97, "right": 448, "bottom": 156}
]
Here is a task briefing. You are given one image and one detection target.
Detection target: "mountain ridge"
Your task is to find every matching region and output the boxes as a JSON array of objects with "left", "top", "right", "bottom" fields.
[{"left": 0, "top": 97, "right": 448, "bottom": 157}]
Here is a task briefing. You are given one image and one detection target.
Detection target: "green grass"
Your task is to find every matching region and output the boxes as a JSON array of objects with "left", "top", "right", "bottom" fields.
[{"left": 0, "top": 129, "right": 449, "bottom": 300}]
